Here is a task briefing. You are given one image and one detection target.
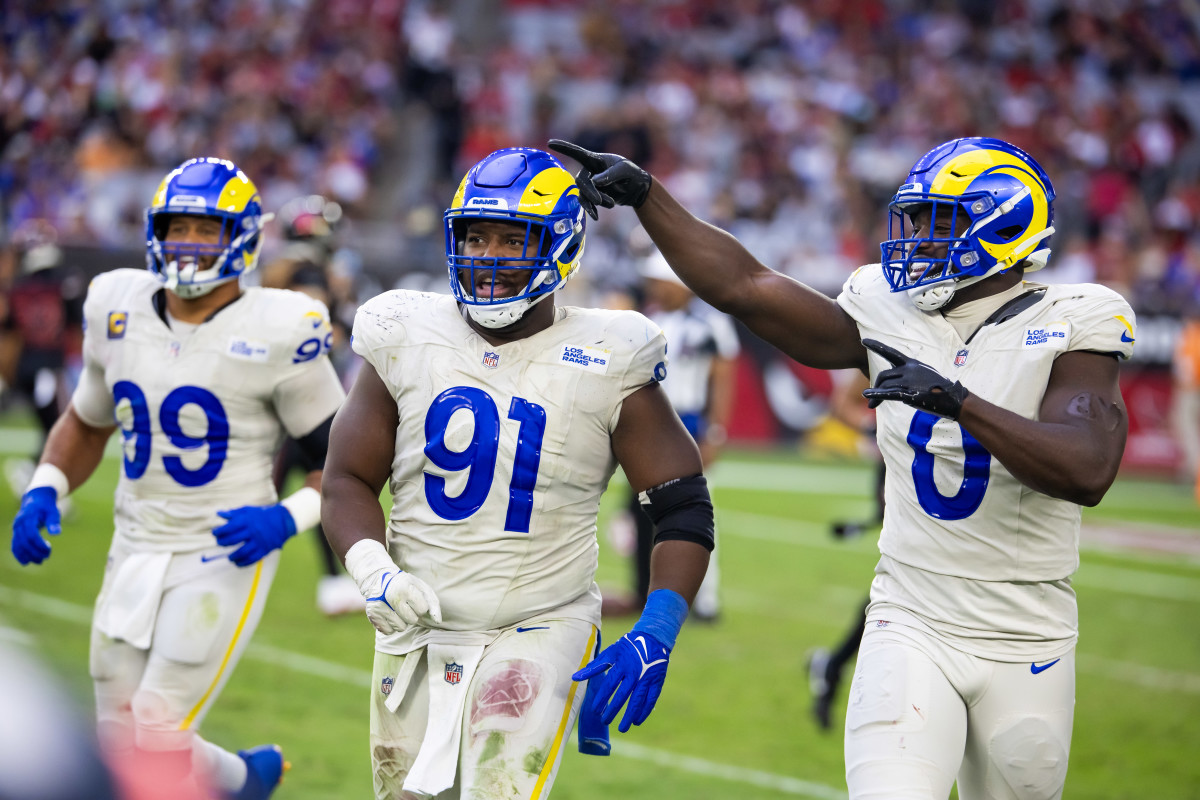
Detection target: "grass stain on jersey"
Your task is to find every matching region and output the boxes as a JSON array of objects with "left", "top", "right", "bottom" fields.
[
  {"left": 523, "top": 743, "right": 550, "bottom": 774},
  {"left": 478, "top": 731, "right": 504, "bottom": 764}
]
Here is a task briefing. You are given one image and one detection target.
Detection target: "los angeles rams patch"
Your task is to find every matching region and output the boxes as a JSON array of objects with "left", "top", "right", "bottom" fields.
[
  {"left": 107, "top": 311, "right": 127, "bottom": 339},
  {"left": 1022, "top": 322, "right": 1068, "bottom": 348},
  {"left": 559, "top": 344, "right": 610, "bottom": 374},
  {"left": 227, "top": 337, "right": 270, "bottom": 362}
]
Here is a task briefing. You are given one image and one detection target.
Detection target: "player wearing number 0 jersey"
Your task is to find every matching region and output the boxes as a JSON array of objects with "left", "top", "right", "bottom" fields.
[
  {"left": 322, "top": 147, "right": 714, "bottom": 800},
  {"left": 550, "top": 134, "right": 1134, "bottom": 799},
  {"left": 11, "top": 157, "right": 345, "bottom": 800}
]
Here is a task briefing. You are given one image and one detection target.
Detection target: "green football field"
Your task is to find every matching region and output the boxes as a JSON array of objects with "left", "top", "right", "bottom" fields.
[{"left": 1, "top": 422, "right": 1198, "bottom": 799}]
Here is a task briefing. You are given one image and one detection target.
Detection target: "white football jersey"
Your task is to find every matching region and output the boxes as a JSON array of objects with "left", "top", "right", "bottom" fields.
[
  {"left": 73, "top": 269, "right": 346, "bottom": 552},
  {"left": 651, "top": 304, "right": 740, "bottom": 416},
  {"left": 838, "top": 266, "right": 1136, "bottom": 658},
  {"left": 352, "top": 291, "right": 667, "bottom": 650}
]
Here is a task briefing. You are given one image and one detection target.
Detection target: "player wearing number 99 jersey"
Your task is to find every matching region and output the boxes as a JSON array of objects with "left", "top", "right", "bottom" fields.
[
  {"left": 322, "top": 148, "right": 715, "bottom": 800},
  {"left": 10, "top": 157, "right": 346, "bottom": 799}
]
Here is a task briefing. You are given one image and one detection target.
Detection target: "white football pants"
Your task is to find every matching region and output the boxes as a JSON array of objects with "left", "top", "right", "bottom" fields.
[{"left": 845, "top": 623, "right": 1074, "bottom": 800}]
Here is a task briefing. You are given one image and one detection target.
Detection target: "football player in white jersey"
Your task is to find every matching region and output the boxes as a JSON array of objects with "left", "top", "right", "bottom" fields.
[
  {"left": 550, "top": 137, "right": 1134, "bottom": 800},
  {"left": 321, "top": 147, "right": 714, "bottom": 800},
  {"left": 10, "top": 157, "right": 347, "bottom": 799}
]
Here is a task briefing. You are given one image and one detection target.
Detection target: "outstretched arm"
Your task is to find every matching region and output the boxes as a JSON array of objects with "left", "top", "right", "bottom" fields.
[{"left": 548, "top": 140, "right": 866, "bottom": 371}]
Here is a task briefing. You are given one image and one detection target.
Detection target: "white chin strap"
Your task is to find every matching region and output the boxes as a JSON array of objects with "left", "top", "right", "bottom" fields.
[
  {"left": 462, "top": 270, "right": 563, "bottom": 329},
  {"left": 911, "top": 282, "right": 957, "bottom": 311},
  {"left": 162, "top": 260, "right": 236, "bottom": 299},
  {"left": 465, "top": 296, "right": 538, "bottom": 329}
]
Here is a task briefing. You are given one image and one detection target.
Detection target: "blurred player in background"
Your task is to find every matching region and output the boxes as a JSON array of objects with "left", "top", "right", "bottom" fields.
[
  {"left": 808, "top": 369, "right": 881, "bottom": 731},
  {"left": 553, "top": 135, "right": 1134, "bottom": 799},
  {"left": 9, "top": 157, "right": 346, "bottom": 799},
  {"left": 1, "top": 220, "right": 85, "bottom": 497},
  {"left": 1171, "top": 302, "right": 1200, "bottom": 488},
  {"left": 262, "top": 194, "right": 365, "bottom": 616},
  {"left": 605, "top": 248, "right": 738, "bottom": 622},
  {"left": 321, "top": 147, "right": 714, "bottom": 799}
]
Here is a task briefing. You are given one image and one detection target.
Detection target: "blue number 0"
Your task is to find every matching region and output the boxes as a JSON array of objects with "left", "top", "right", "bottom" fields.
[
  {"left": 111, "top": 381, "right": 229, "bottom": 487},
  {"left": 906, "top": 410, "right": 991, "bottom": 520},
  {"left": 423, "top": 387, "right": 546, "bottom": 532}
]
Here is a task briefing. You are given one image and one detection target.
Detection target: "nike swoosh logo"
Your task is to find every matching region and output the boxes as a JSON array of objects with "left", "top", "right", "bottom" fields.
[
  {"left": 1030, "top": 659, "right": 1060, "bottom": 674},
  {"left": 515, "top": 626, "right": 549, "bottom": 633},
  {"left": 1120, "top": 332, "right": 1134, "bottom": 343},
  {"left": 200, "top": 554, "right": 226, "bottom": 563},
  {"left": 531, "top": 188, "right": 551, "bottom": 197}
]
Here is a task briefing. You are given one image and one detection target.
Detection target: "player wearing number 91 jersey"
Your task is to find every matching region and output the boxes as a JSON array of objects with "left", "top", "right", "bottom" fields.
[
  {"left": 10, "top": 157, "right": 346, "bottom": 800},
  {"left": 322, "top": 147, "right": 714, "bottom": 800}
]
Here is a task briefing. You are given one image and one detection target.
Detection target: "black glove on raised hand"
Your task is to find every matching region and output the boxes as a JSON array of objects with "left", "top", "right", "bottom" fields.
[
  {"left": 547, "top": 140, "right": 652, "bottom": 219},
  {"left": 861, "top": 339, "right": 970, "bottom": 420}
]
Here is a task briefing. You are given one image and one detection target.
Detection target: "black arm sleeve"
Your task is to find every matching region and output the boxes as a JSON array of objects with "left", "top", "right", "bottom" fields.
[
  {"left": 639, "top": 474, "right": 716, "bottom": 552},
  {"left": 292, "top": 414, "right": 334, "bottom": 472}
]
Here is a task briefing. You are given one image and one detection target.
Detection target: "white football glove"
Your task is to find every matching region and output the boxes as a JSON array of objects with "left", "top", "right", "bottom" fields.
[{"left": 345, "top": 539, "right": 442, "bottom": 634}]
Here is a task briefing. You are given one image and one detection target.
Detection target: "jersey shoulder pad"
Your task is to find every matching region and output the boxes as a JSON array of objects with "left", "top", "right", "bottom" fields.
[
  {"left": 83, "top": 269, "right": 159, "bottom": 337},
  {"left": 560, "top": 306, "right": 667, "bottom": 388},
  {"left": 246, "top": 287, "right": 335, "bottom": 366},
  {"left": 1045, "top": 283, "right": 1136, "bottom": 359},
  {"left": 837, "top": 263, "right": 891, "bottom": 321},
  {"left": 351, "top": 290, "right": 452, "bottom": 361}
]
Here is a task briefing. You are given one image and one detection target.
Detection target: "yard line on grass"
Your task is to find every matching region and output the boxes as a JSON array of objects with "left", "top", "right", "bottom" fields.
[
  {"left": 716, "top": 509, "right": 1200, "bottom": 587},
  {"left": 616, "top": 742, "right": 847, "bottom": 799}
]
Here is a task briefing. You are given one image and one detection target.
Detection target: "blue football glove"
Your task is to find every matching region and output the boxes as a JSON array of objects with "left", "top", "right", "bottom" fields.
[
  {"left": 11, "top": 486, "right": 62, "bottom": 565},
  {"left": 213, "top": 504, "right": 297, "bottom": 567},
  {"left": 573, "top": 630, "right": 672, "bottom": 733}
]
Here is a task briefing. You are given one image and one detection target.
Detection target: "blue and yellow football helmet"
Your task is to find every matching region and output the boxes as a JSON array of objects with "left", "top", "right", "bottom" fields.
[
  {"left": 880, "top": 137, "right": 1056, "bottom": 310},
  {"left": 444, "top": 147, "right": 586, "bottom": 329},
  {"left": 145, "top": 157, "right": 270, "bottom": 298}
]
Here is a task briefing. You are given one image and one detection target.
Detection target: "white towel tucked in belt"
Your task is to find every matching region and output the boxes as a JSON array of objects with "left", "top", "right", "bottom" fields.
[
  {"left": 94, "top": 552, "right": 173, "bottom": 649},
  {"left": 400, "top": 630, "right": 498, "bottom": 797}
]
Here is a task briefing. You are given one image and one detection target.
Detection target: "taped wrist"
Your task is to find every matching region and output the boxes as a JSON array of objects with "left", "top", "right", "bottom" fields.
[
  {"left": 27, "top": 463, "right": 69, "bottom": 499},
  {"left": 638, "top": 474, "right": 715, "bottom": 552},
  {"left": 280, "top": 486, "right": 321, "bottom": 532},
  {"left": 632, "top": 589, "right": 688, "bottom": 650},
  {"left": 344, "top": 538, "right": 399, "bottom": 596}
]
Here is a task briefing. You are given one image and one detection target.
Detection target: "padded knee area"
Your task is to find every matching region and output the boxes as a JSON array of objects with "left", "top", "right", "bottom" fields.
[
  {"left": 989, "top": 717, "right": 1068, "bottom": 800},
  {"left": 130, "top": 688, "right": 193, "bottom": 752}
]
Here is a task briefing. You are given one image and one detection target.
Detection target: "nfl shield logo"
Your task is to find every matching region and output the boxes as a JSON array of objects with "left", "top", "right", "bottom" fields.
[
  {"left": 482, "top": 351, "right": 500, "bottom": 369},
  {"left": 381, "top": 676, "right": 394, "bottom": 696},
  {"left": 444, "top": 662, "right": 463, "bottom": 685},
  {"left": 954, "top": 348, "right": 969, "bottom": 367}
]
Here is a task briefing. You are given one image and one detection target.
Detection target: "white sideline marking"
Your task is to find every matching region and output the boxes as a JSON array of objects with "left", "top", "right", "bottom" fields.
[{"left": 0, "top": 585, "right": 847, "bottom": 798}]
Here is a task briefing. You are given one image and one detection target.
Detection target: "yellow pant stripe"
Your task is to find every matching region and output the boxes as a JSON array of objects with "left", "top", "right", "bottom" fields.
[
  {"left": 529, "top": 624, "right": 598, "bottom": 800},
  {"left": 179, "top": 561, "right": 263, "bottom": 729}
]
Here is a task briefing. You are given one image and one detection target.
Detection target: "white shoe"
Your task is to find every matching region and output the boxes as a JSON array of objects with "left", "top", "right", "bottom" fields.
[
  {"left": 4, "top": 457, "right": 34, "bottom": 498},
  {"left": 317, "top": 575, "right": 366, "bottom": 617}
]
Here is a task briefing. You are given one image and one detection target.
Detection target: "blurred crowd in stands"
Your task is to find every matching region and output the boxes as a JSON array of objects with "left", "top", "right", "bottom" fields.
[
  {"left": 2, "top": 0, "right": 1198, "bottom": 310},
  {"left": 2, "top": 0, "right": 1198, "bottom": 312}
]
